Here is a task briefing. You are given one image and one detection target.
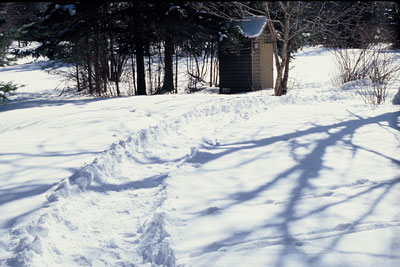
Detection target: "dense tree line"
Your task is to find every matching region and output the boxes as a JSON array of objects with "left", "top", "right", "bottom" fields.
[
  {"left": 0, "top": 1, "right": 398, "bottom": 98},
  {"left": 20, "top": 2, "right": 227, "bottom": 96}
]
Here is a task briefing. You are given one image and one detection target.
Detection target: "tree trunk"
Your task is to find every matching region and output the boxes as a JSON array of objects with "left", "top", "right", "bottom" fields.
[
  {"left": 281, "top": 40, "right": 291, "bottom": 95},
  {"left": 87, "top": 62, "right": 93, "bottom": 94},
  {"left": 135, "top": 35, "right": 147, "bottom": 95},
  {"left": 210, "top": 42, "right": 213, "bottom": 87},
  {"left": 76, "top": 63, "right": 81, "bottom": 92},
  {"left": 175, "top": 46, "right": 178, "bottom": 93},
  {"left": 131, "top": 5, "right": 147, "bottom": 96},
  {"left": 266, "top": 1, "right": 291, "bottom": 96},
  {"left": 115, "top": 60, "right": 121, "bottom": 97},
  {"left": 85, "top": 36, "right": 94, "bottom": 94},
  {"left": 131, "top": 54, "right": 137, "bottom": 95},
  {"left": 94, "top": 36, "right": 102, "bottom": 96},
  {"left": 157, "top": 44, "right": 162, "bottom": 90},
  {"left": 161, "top": 29, "right": 174, "bottom": 93},
  {"left": 147, "top": 52, "right": 152, "bottom": 94},
  {"left": 102, "top": 35, "right": 108, "bottom": 95}
]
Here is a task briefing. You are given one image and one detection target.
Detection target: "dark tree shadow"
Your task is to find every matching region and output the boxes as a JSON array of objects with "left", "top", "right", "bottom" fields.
[
  {"left": 0, "top": 92, "right": 118, "bottom": 112},
  {"left": 0, "top": 60, "right": 50, "bottom": 73},
  {"left": 188, "top": 110, "right": 400, "bottom": 266},
  {"left": 0, "top": 184, "right": 52, "bottom": 207}
]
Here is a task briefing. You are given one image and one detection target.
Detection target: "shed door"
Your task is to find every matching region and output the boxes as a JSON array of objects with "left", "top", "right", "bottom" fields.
[{"left": 260, "top": 43, "right": 273, "bottom": 89}]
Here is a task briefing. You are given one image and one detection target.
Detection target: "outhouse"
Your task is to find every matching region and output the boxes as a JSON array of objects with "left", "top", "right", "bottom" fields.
[{"left": 218, "top": 16, "right": 274, "bottom": 94}]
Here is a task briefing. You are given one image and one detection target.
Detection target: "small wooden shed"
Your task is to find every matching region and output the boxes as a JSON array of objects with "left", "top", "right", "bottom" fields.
[{"left": 218, "top": 16, "right": 274, "bottom": 94}]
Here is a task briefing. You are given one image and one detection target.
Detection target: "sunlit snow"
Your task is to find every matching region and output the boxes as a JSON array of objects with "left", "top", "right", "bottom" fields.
[{"left": 0, "top": 45, "right": 399, "bottom": 267}]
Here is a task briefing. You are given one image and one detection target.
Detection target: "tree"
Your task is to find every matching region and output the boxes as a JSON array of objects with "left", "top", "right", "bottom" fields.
[
  {"left": 0, "top": 2, "right": 48, "bottom": 47},
  {"left": 181, "top": 2, "right": 238, "bottom": 90},
  {"left": 0, "top": 5, "right": 24, "bottom": 104},
  {"left": 0, "top": 4, "right": 13, "bottom": 66},
  {"left": 153, "top": 3, "right": 180, "bottom": 94},
  {"left": 261, "top": 1, "right": 384, "bottom": 96},
  {"left": 385, "top": 1, "right": 400, "bottom": 49},
  {"left": 185, "top": 1, "right": 308, "bottom": 95},
  {"left": 306, "top": 2, "right": 397, "bottom": 49},
  {"left": 264, "top": 2, "right": 311, "bottom": 96},
  {"left": 129, "top": 2, "right": 149, "bottom": 95},
  {"left": 25, "top": 2, "right": 133, "bottom": 96},
  {"left": 0, "top": 82, "right": 19, "bottom": 104}
]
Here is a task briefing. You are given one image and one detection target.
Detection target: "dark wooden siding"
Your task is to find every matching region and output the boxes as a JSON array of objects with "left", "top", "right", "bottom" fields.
[
  {"left": 218, "top": 41, "right": 253, "bottom": 93},
  {"left": 218, "top": 23, "right": 273, "bottom": 94}
]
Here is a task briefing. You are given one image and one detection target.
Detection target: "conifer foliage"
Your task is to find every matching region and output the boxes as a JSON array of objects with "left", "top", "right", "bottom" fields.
[
  {"left": 1, "top": 1, "right": 398, "bottom": 97},
  {"left": 22, "top": 2, "right": 225, "bottom": 96},
  {"left": 0, "top": 3, "right": 28, "bottom": 104}
]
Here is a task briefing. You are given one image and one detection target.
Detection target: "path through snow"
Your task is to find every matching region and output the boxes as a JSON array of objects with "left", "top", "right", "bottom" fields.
[
  {"left": 1, "top": 47, "right": 399, "bottom": 267},
  {"left": 3, "top": 95, "right": 271, "bottom": 266},
  {"left": 4, "top": 98, "right": 399, "bottom": 267}
]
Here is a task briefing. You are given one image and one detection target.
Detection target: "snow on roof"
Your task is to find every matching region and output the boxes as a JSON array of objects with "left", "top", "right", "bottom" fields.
[{"left": 231, "top": 16, "right": 267, "bottom": 39}]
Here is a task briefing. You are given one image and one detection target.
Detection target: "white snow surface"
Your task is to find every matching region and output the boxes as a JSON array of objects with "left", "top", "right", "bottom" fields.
[
  {"left": 232, "top": 16, "right": 267, "bottom": 39},
  {"left": 0, "top": 47, "right": 399, "bottom": 267}
]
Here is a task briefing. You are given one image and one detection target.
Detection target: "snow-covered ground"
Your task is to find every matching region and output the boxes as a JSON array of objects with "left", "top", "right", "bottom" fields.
[{"left": 0, "top": 47, "right": 399, "bottom": 267}]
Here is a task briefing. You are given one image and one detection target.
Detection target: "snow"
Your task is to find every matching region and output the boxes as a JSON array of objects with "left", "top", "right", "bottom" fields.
[
  {"left": 166, "top": 6, "right": 181, "bottom": 16},
  {"left": 232, "top": 16, "right": 267, "bottom": 39},
  {"left": 393, "top": 88, "right": 400, "bottom": 105},
  {"left": 54, "top": 4, "right": 76, "bottom": 16},
  {"left": 0, "top": 46, "right": 399, "bottom": 267}
]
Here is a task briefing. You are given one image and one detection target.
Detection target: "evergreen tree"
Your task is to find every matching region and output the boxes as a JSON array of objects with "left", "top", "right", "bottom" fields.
[
  {"left": 27, "top": 2, "right": 132, "bottom": 96},
  {"left": 0, "top": 5, "right": 23, "bottom": 104},
  {"left": 155, "top": 3, "right": 181, "bottom": 94},
  {"left": 130, "top": 2, "right": 150, "bottom": 95},
  {"left": 0, "top": 82, "right": 19, "bottom": 104},
  {"left": 0, "top": 4, "right": 13, "bottom": 66}
]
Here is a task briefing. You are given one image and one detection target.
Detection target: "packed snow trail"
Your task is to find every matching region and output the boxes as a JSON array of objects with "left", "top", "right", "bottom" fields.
[{"left": 2, "top": 95, "right": 271, "bottom": 266}]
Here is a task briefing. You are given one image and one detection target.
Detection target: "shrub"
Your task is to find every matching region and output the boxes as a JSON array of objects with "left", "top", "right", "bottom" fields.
[
  {"left": 332, "top": 44, "right": 400, "bottom": 105},
  {"left": 0, "top": 82, "right": 19, "bottom": 104}
]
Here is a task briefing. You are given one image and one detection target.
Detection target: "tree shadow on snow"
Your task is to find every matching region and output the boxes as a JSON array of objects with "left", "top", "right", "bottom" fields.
[
  {"left": 0, "top": 183, "right": 53, "bottom": 229},
  {"left": 0, "top": 184, "right": 52, "bottom": 207},
  {"left": 0, "top": 60, "right": 50, "bottom": 73},
  {"left": 190, "top": 110, "right": 400, "bottom": 266},
  {"left": 0, "top": 91, "right": 115, "bottom": 112}
]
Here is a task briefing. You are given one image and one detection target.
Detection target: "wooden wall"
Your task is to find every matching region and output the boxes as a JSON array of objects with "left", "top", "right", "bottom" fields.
[
  {"left": 219, "top": 40, "right": 253, "bottom": 93},
  {"left": 260, "top": 43, "right": 273, "bottom": 89},
  {"left": 251, "top": 41, "right": 262, "bottom": 90},
  {"left": 218, "top": 26, "right": 274, "bottom": 94},
  {"left": 252, "top": 29, "right": 274, "bottom": 90}
]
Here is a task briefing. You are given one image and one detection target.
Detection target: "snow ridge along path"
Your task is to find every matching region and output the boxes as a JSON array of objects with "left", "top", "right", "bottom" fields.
[{"left": 3, "top": 95, "right": 269, "bottom": 266}]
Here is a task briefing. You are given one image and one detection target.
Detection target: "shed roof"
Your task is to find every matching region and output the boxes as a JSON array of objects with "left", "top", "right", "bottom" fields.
[{"left": 231, "top": 16, "right": 267, "bottom": 39}]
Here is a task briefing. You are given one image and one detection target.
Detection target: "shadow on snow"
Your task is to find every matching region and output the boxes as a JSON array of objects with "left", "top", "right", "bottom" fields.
[
  {"left": 0, "top": 91, "right": 116, "bottom": 112},
  {"left": 190, "top": 110, "right": 400, "bottom": 266}
]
